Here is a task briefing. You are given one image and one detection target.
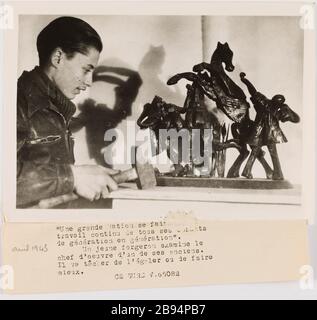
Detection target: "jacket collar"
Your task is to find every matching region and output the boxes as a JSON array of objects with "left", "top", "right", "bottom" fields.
[{"left": 18, "top": 66, "right": 76, "bottom": 122}]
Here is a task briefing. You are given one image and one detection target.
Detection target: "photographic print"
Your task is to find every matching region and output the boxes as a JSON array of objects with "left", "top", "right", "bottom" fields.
[
  {"left": 12, "top": 12, "right": 309, "bottom": 217},
  {"left": 1, "top": 1, "right": 315, "bottom": 295}
]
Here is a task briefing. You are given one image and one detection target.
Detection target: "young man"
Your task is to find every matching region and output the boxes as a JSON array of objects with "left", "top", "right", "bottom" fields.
[{"left": 17, "top": 16, "right": 118, "bottom": 207}]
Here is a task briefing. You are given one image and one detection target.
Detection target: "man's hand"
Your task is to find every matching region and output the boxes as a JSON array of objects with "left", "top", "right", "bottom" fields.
[{"left": 70, "top": 165, "right": 118, "bottom": 201}]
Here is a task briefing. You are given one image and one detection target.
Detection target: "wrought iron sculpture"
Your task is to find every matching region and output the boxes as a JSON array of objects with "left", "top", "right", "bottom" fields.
[
  {"left": 239, "top": 72, "right": 300, "bottom": 180},
  {"left": 137, "top": 42, "right": 300, "bottom": 184},
  {"left": 137, "top": 95, "right": 187, "bottom": 176}
]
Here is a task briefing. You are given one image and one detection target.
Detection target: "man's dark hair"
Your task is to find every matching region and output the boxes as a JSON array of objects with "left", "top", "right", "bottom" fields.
[{"left": 36, "top": 16, "right": 103, "bottom": 66}]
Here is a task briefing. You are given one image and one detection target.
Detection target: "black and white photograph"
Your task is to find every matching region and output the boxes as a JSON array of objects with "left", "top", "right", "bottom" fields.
[
  {"left": 10, "top": 10, "right": 312, "bottom": 220},
  {"left": 1, "top": 0, "right": 316, "bottom": 298}
]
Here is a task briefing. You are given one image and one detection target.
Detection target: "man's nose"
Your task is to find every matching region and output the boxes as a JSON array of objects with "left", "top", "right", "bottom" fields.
[{"left": 84, "top": 72, "right": 93, "bottom": 87}]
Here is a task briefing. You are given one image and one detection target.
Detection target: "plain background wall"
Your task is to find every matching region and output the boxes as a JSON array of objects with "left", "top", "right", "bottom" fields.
[{"left": 18, "top": 15, "right": 303, "bottom": 184}]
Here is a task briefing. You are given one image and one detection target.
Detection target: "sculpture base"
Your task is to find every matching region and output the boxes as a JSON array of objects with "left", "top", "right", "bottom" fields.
[{"left": 156, "top": 176, "right": 293, "bottom": 189}]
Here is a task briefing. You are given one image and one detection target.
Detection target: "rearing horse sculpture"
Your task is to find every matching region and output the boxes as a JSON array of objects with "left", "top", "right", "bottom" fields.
[
  {"left": 239, "top": 72, "right": 300, "bottom": 180},
  {"left": 167, "top": 70, "right": 239, "bottom": 177},
  {"left": 187, "top": 42, "right": 274, "bottom": 179}
]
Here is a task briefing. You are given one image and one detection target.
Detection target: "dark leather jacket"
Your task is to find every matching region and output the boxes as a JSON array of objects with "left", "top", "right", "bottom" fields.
[{"left": 17, "top": 67, "right": 76, "bottom": 207}]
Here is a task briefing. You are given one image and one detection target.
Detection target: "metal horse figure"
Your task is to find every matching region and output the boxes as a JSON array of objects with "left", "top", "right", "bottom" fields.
[
  {"left": 167, "top": 70, "right": 238, "bottom": 177},
  {"left": 188, "top": 42, "right": 274, "bottom": 179}
]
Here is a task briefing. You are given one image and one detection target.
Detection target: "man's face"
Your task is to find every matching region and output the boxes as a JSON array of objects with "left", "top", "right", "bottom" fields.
[{"left": 54, "top": 46, "right": 100, "bottom": 99}]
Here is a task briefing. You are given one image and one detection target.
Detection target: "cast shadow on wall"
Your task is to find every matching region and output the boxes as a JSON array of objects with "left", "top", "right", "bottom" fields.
[
  {"left": 70, "top": 46, "right": 185, "bottom": 168},
  {"left": 71, "top": 64, "right": 142, "bottom": 167},
  {"left": 136, "top": 45, "right": 185, "bottom": 114}
]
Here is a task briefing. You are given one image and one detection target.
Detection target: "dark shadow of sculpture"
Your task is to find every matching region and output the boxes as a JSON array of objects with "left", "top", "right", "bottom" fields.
[
  {"left": 71, "top": 65, "right": 142, "bottom": 166},
  {"left": 137, "top": 45, "right": 184, "bottom": 110}
]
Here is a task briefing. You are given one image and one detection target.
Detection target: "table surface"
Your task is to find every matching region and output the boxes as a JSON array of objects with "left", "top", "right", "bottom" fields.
[{"left": 110, "top": 182, "right": 301, "bottom": 206}]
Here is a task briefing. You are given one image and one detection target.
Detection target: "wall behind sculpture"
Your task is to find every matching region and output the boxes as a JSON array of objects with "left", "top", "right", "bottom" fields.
[{"left": 18, "top": 15, "right": 303, "bottom": 183}]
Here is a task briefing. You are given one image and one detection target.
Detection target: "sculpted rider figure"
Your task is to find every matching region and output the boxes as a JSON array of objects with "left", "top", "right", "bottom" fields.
[{"left": 240, "top": 73, "right": 300, "bottom": 180}]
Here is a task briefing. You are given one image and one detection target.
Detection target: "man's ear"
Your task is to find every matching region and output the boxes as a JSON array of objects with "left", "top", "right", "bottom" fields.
[{"left": 50, "top": 47, "right": 64, "bottom": 68}]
